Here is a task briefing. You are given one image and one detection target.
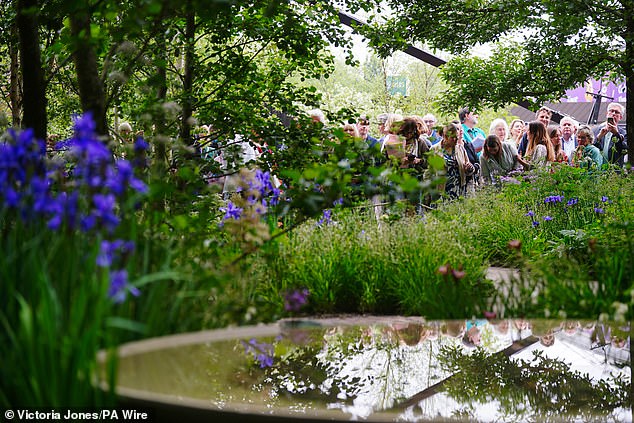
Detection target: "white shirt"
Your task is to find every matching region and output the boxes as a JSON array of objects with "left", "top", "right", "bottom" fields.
[{"left": 562, "top": 136, "right": 576, "bottom": 163}]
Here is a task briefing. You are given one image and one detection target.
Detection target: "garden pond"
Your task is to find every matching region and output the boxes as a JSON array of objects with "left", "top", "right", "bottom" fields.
[{"left": 106, "top": 317, "right": 632, "bottom": 422}]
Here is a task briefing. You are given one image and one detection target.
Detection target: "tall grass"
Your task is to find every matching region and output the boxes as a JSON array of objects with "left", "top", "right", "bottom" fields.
[
  {"left": 251, "top": 209, "right": 493, "bottom": 318},
  {"left": 248, "top": 166, "right": 634, "bottom": 322}
]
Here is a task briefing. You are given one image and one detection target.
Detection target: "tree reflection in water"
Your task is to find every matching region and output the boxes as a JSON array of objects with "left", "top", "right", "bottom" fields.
[{"left": 249, "top": 318, "right": 630, "bottom": 421}]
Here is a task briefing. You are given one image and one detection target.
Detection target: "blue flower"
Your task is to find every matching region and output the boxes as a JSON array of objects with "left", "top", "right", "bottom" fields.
[
  {"left": 544, "top": 195, "right": 564, "bottom": 204},
  {"left": 92, "top": 193, "right": 120, "bottom": 231},
  {"left": 317, "top": 209, "right": 332, "bottom": 227},
  {"left": 566, "top": 198, "right": 578, "bottom": 206},
  {"left": 543, "top": 216, "right": 553, "bottom": 221},
  {"left": 594, "top": 207, "right": 604, "bottom": 214},
  {"left": 333, "top": 198, "right": 344, "bottom": 206},
  {"left": 242, "top": 339, "right": 275, "bottom": 368},
  {"left": 134, "top": 137, "right": 149, "bottom": 152},
  {"left": 601, "top": 196, "right": 609, "bottom": 202},
  {"left": 525, "top": 210, "right": 535, "bottom": 217},
  {"left": 220, "top": 201, "right": 243, "bottom": 221},
  {"left": 532, "top": 220, "right": 539, "bottom": 227},
  {"left": 108, "top": 269, "right": 140, "bottom": 304}
]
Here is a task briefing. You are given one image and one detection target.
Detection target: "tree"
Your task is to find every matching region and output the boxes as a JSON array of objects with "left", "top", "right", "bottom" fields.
[
  {"left": 16, "top": 0, "right": 47, "bottom": 139},
  {"left": 364, "top": 0, "right": 634, "bottom": 162}
]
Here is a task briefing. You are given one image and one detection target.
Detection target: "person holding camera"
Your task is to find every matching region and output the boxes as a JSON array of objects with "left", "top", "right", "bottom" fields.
[{"left": 593, "top": 102, "right": 627, "bottom": 167}]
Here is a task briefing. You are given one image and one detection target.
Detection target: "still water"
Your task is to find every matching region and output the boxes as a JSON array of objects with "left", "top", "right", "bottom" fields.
[{"left": 114, "top": 317, "right": 631, "bottom": 422}]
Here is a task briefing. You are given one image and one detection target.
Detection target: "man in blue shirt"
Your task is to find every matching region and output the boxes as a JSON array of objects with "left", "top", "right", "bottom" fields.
[{"left": 458, "top": 107, "right": 486, "bottom": 155}]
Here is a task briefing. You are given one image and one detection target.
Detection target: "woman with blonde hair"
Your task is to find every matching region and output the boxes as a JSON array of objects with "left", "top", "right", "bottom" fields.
[
  {"left": 509, "top": 119, "right": 525, "bottom": 147},
  {"left": 525, "top": 121, "right": 555, "bottom": 166}
]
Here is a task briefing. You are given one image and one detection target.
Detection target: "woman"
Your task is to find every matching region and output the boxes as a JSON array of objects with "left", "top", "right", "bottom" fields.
[
  {"left": 573, "top": 125, "right": 604, "bottom": 169},
  {"left": 547, "top": 125, "right": 568, "bottom": 163},
  {"left": 438, "top": 123, "right": 474, "bottom": 199},
  {"left": 509, "top": 119, "right": 525, "bottom": 147},
  {"left": 489, "top": 118, "right": 510, "bottom": 143},
  {"left": 525, "top": 121, "right": 555, "bottom": 166},
  {"left": 396, "top": 117, "right": 429, "bottom": 170},
  {"left": 479, "top": 135, "right": 528, "bottom": 185}
]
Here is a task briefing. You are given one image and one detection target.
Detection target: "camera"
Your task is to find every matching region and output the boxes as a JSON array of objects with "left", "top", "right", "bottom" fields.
[
  {"left": 407, "top": 153, "right": 416, "bottom": 161},
  {"left": 607, "top": 117, "right": 615, "bottom": 125}
]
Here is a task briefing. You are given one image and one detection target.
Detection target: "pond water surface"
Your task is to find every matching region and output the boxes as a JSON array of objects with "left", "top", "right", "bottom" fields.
[{"left": 113, "top": 317, "right": 631, "bottom": 422}]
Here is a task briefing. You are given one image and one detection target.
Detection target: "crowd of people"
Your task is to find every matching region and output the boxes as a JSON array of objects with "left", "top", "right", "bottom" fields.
[{"left": 335, "top": 102, "right": 628, "bottom": 204}]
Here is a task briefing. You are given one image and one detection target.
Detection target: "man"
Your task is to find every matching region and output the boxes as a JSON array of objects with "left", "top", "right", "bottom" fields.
[
  {"left": 422, "top": 113, "right": 442, "bottom": 145},
  {"left": 559, "top": 116, "right": 578, "bottom": 163},
  {"left": 376, "top": 113, "right": 390, "bottom": 145},
  {"left": 593, "top": 102, "right": 628, "bottom": 167},
  {"left": 458, "top": 107, "right": 486, "bottom": 154},
  {"left": 518, "top": 106, "right": 552, "bottom": 156},
  {"left": 356, "top": 116, "right": 379, "bottom": 148}
]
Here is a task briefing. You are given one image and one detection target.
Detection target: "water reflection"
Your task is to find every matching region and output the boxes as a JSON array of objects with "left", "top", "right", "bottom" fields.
[
  {"left": 270, "top": 318, "right": 630, "bottom": 421},
  {"left": 114, "top": 318, "right": 631, "bottom": 422}
]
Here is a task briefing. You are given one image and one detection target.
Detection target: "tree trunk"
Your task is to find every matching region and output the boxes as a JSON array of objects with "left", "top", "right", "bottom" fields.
[
  {"left": 9, "top": 21, "right": 22, "bottom": 128},
  {"left": 179, "top": 8, "right": 195, "bottom": 144},
  {"left": 70, "top": 10, "right": 107, "bottom": 137},
  {"left": 155, "top": 27, "right": 169, "bottom": 167},
  {"left": 16, "top": 0, "right": 46, "bottom": 138}
]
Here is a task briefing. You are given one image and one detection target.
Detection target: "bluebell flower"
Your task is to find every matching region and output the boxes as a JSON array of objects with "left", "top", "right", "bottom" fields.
[
  {"left": 566, "top": 198, "right": 578, "bottom": 206},
  {"left": 543, "top": 216, "right": 553, "bottom": 221},
  {"left": 525, "top": 210, "right": 535, "bottom": 217},
  {"left": 333, "top": 198, "right": 344, "bottom": 206},
  {"left": 532, "top": 220, "right": 539, "bottom": 227},
  {"left": 601, "top": 196, "right": 609, "bottom": 202},
  {"left": 594, "top": 207, "right": 604, "bottom": 214}
]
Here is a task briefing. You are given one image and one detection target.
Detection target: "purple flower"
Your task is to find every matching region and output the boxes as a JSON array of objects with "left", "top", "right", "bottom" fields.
[
  {"left": 284, "top": 288, "right": 310, "bottom": 311},
  {"left": 97, "top": 239, "right": 135, "bottom": 267},
  {"left": 566, "top": 198, "right": 578, "bottom": 206},
  {"left": 134, "top": 137, "right": 149, "bottom": 152},
  {"left": 242, "top": 339, "right": 275, "bottom": 368},
  {"left": 543, "top": 216, "right": 553, "bottom": 221},
  {"left": 601, "top": 196, "right": 609, "bottom": 202},
  {"left": 92, "top": 193, "right": 120, "bottom": 231},
  {"left": 525, "top": 210, "right": 535, "bottom": 217},
  {"left": 108, "top": 269, "right": 140, "bottom": 304},
  {"left": 333, "top": 198, "right": 344, "bottom": 206},
  {"left": 594, "top": 207, "right": 604, "bottom": 214},
  {"left": 532, "top": 220, "right": 539, "bottom": 227},
  {"left": 220, "top": 201, "right": 243, "bottom": 221},
  {"left": 544, "top": 195, "right": 564, "bottom": 204},
  {"left": 317, "top": 209, "right": 332, "bottom": 226}
]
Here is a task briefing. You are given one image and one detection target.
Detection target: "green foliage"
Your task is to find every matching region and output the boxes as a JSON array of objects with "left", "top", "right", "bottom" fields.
[
  {"left": 250, "top": 209, "right": 493, "bottom": 318},
  {"left": 0, "top": 217, "right": 116, "bottom": 407}
]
